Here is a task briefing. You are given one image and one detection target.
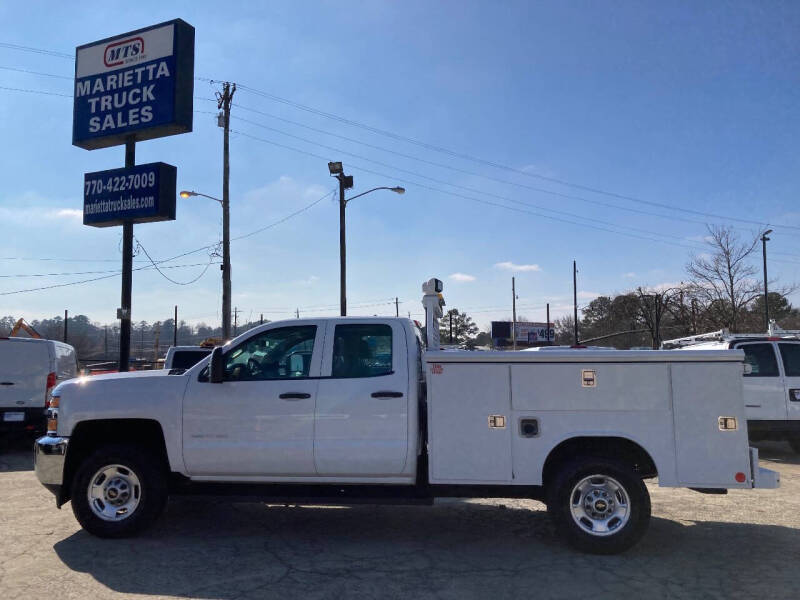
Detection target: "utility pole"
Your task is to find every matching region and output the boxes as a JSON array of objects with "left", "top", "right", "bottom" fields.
[
  {"left": 546, "top": 303, "right": 551, "bottom": 345},
  {"left": 119, "top": 137, "right": 135, "bottom": 371},
  {"left": 296, "top": 308, "right": 300, "bottom": 319},
  {"left": 104, "top": 326, "right": 108, "bottom": 358},
  {"left": 763, "top": 233, "right": 770, "bottom": 332},
  {"left": 154, "top": 323, "right": 160, "bottom": 362},
  {"left": 329, "top": 165, "right": 353, "bottom": 316},
  {"left": 260, "top": 313, "right": 264, "bottom": 325},
  {"left": 173, "top": 305, "right": 178, "bottom": 347},
  {"left": 217, "top": 82, "right": 236, "bottom": 340},
  {"left": 449, "top": 311, "right": 454, "bottom": 344},
  {"left": 573, "top": 260, "right": 579, "bottom": 345},
  {"left": 64, "top": 309, "right": 68, "bottom": 343},
  {"left": 512, "top": 277, "right": 517, "bottom": 350},
  {"left": 395, "top": 297, "right": 399, "bottom": 317}
]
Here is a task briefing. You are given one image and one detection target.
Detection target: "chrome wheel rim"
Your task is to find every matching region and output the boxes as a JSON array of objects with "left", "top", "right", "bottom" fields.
[
  {"left": 569, "top": 474, "right": 630, "bottom": 537},
  {"left": 87, "top": 464, "right": 141, "bottom": 522}
]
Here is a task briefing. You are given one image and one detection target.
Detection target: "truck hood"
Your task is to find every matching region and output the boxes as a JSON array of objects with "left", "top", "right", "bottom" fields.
[
  {"left": 54, "top": 368, "right": 190, "bottom": 439},
  {"left": 53, "top": 369, "right": 173, "bottom": 396}
]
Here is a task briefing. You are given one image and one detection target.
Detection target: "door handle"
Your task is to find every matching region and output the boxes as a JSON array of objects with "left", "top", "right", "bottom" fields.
[
  {"left": 371, "top": 391, "right": 404, "bottom": 398},
  {"left": 790, "top": 389, "right": 800, "bottom": 402},
  {"left": 0, "top": 382, "right": 14, "bottom": 386},
  {"left": 279, "top": 392, "right": 311, "bottom": 400}
]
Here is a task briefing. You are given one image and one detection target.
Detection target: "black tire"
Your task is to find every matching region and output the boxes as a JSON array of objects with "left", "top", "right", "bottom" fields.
[
  {"left": 546, "top": 456, "right": 650, "bottom": 554},
  {"left": 71, "top": 444, "right": 168, "bottom": 538}
]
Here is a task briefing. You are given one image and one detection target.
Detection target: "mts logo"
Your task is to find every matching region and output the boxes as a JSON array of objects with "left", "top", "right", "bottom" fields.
[{"left": 104, "top": 36, "right": 144, "bottom": 67}]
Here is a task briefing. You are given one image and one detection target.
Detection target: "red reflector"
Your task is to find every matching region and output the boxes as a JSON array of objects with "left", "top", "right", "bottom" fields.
[
  {"left": 46, "top": 372, "right": 57, "bottom": 390},
  {"left": 25, "top": 425, "right": 34, "bottom": 430},
  {"left": 735, "top": 472, "right": 746, "bottom": 483}
]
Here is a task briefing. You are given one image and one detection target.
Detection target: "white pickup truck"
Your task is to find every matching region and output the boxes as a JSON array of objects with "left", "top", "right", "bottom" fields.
[{"left": 34, "top": 279, "right": 778, "bottom": 554}]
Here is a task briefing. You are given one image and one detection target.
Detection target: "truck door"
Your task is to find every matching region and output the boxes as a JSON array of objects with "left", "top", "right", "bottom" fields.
[
  {"left": 734, "top": 342, "right": 786, "bottom": 421},
  {"left": 314, "top": 321, "right": 409, "bottom": 476},
  {"left": 777, "top": 343, "right": 800, "bottom": 422},
  {"left": 182, "top": 324, "right": 322, "bottom": 476}
]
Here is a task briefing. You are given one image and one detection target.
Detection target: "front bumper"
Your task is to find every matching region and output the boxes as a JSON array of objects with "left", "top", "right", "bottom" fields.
[{"left": 34, "top": 436, "right": 69, "bottom": 503}]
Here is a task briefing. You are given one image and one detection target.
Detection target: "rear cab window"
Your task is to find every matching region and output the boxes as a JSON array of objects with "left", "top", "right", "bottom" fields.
[
  {"left": 778, "top": 343, "right": 800, "bottom": 377},
  {"left": 332, "top": 324, "right": 393, "bottom": 378},
  {"left": 736, "top": 343, "right": 779, "bottom": 377}
]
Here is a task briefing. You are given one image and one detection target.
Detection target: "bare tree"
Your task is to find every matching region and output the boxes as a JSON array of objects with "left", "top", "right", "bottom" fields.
[{"left": 686, "top": 225, "right": 762, "bottom": 332}]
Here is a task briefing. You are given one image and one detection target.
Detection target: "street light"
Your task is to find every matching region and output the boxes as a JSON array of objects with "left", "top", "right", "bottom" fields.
[
  {"left": 327, "top": 162, "right": 405, "bottom": 316},
  {"left": 762, "top": 229, "right": 773, "bottom": 332},
  {"left": 179, "top": 189, "right": 231, "bottom": 340}
]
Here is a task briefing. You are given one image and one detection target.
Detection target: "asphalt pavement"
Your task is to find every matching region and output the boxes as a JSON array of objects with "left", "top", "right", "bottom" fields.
[{"left": 1, "top": 435, "right": 799, "bottom": 600}]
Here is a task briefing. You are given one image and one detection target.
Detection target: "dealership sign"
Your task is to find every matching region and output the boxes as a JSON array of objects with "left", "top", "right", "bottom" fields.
[
  {"left": 491, "top": 321, "right": 554, "bottom": 346},
  {"left": 83, "top": 162, "right": 177, "bottom": 227},
  {"left": 73, "top": 19, "right": 194, "bottom": 150}
]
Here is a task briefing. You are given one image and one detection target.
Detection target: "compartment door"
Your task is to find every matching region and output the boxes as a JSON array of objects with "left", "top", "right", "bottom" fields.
[
  {"left": 427, "top": 362, "right": 512, "bottom": 483},
  {"left": 671, "top": 362, "right": 751, "bottom": 487}
]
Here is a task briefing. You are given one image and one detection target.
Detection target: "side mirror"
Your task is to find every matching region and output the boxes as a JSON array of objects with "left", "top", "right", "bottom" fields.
[{"left": 210, "top": 347, "right": 224, "bottom": 383}]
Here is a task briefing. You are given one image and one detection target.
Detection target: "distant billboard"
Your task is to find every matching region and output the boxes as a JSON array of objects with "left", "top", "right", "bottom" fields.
[
  {"left": 73, "top": 19, "right": 194, "bottom": 150},
  {"left": 83, "top": 162, "right": 176, "bottom": 227},
  {"left": 492, "top": 321, "right": 554, "bottom": 347}
]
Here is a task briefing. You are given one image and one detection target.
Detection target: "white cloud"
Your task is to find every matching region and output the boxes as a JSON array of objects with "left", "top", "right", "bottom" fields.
[
  {"left": 494, "top": 261, "right": 541, "bottom": 272},
  {"left": 51, "top": 208, "right": 83, "bottom": 220},
  {"left": 449, "top": 273, "right": 476, "bottom": 282},
  {"left": 577, "top": 291, "right": 602, "bottom": 300},
  {"left": 293, "top": 275, "right": 319, "bottom": 286},
  {"left": 622, "top": 272, "right": 636, "bottom": 279}
]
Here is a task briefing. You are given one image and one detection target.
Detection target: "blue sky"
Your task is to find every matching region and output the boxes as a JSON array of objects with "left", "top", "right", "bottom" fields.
[{"left": 1, "top": 1, "right": 799, "bottom": 330}]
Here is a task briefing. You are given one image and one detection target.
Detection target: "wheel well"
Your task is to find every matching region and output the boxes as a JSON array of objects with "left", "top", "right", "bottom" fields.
[
  {"left": 542, "top": 436, "right": 657, "bottom": 485},
  {"left": 62, "top": 419, "right": 168, "bottom": 502}
]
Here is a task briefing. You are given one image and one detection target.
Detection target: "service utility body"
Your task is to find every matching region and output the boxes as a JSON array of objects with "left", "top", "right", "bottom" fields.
[{"left": 34, "top": 278, "right": 778, "bottom": 554}]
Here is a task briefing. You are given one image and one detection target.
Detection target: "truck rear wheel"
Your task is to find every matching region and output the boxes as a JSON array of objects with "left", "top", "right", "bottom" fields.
[
  {"left": 71, "top": 444, "right": 168, "bottom": 538},
  {"left": 546, "top": 456, "right": 650, "bottom": 554}
]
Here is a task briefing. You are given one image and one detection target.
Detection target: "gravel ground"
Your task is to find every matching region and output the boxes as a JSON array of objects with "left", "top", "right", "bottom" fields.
[{"left": 1, "top": 435, "right": 799, "bottom": 600}]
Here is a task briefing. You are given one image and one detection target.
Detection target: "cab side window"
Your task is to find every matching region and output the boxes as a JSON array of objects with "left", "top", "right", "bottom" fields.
[
  {"left": 779, "top": 343, "right": 800, "bottom": 377},
  {"left": 224, "top": 326, "right": 316, "bottom": 381},
  {"left": 332, "top": 324, "right": 392, "bottom": 378},
  {"left": 739, "top": 343, "right": 779, "bottom": 377}
]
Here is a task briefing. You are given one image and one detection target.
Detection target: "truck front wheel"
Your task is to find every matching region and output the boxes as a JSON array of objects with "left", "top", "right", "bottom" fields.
[
  {"left": 546, "top": 457, "right": 650, "bottom": 554},
  {"left": 71, "top": 444, "right": 168, "bottom": 538}
]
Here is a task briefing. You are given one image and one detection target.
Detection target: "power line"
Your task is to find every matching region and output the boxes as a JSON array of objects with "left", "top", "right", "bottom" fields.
[
  {"left": 0, "top": 85, "right": 71, "bottom": 97},
  {"left": 232, "top": 116, "right": 705, "bottom": 246},
  {"left": 134, "top": 238, "right": 215, "bottom": 285},
  {"left": 0, "top": 65, "right": 73, "bottom": 79},
  {"left": 0, "top": 261, "right": 220, "bottom": 296},
  {"left": 230, "top": 128, "right": 708, "bottom": 252},
  {"left": 232, "top": 102, "right": 725, "bottom": 230},
  {"left": 233, "top": 83, "right": 793, "bottom": 231},
  {"left": 0, "top": 42, "right": 72, "bottom": 59}
]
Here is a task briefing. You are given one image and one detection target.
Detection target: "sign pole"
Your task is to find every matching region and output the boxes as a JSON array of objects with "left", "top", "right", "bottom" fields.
[{"left": 119, "top": 137, "right": 135, "bottom": 372}]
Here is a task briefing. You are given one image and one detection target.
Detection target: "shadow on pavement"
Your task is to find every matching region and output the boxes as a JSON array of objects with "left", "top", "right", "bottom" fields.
[
  {"left": 53, "top": 499, "right": 800, "bottom": 600},
  {"left": 0, "top": 433, "right": 35, "bottom": 472},
  {"left": 753, "top": 441, "right": 800, "bottom": 466}
]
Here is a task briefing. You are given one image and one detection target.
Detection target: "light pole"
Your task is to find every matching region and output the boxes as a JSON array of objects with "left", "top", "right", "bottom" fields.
[
  {"left": 327, "top": 162, "right": 405, "bottom": 316},
  {"left": 180, "top": 190, "right": 231, "bottom": 340},
  {"left": 762, "top": 229, "right": 772, "bottom": 332}
]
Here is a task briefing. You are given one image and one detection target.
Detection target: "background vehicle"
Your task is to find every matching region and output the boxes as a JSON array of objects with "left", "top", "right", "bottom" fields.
[
  {"left": 34, "top": 279, "right": 778, "bottom": 554},
  {"left": 663, "top": 324, "right": 800, "bottom": 452},
  {"left": 163, "top": 346, "right": 213, "bottom": 370},
  {"left": 1, "top": 338, "right": 77, "bottom": 433}
]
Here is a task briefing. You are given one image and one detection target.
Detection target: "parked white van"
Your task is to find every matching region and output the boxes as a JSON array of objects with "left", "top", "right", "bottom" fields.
[{"left": 0, "top": 338, "right": 77, "bottom": 433}]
